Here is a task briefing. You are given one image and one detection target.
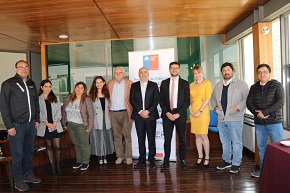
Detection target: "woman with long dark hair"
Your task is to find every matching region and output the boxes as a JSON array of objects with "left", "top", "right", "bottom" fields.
[
  {"left": 62, "top": 82, "right": 94, "bottom": 171},
  {"left": 89, "top": 76, "right": 114, "bottom": 165},
  {"left": 37, "top": 79, "right": 63, "bottom": 175}
]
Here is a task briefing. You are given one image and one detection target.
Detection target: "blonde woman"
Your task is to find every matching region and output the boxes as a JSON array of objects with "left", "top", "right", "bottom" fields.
[{"left": 189, "top": 66, "right": 212, "bottom": 169}]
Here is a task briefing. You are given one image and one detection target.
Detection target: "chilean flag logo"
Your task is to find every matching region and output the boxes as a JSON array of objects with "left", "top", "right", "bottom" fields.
[{"left": 143, "top": 54, "right": 159, "bottom": 70}]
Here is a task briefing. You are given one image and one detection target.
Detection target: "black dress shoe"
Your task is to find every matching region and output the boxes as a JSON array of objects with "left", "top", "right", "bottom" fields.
[
  {"left": 51, "top": 170, "right": 56, "bottom": 176},
  {"left": 149, "top": 162, "right": 157, "bottom": 169},
  {"left": 56, "top": 170, "right": 63, "bottom": 175},
  {"left": 180, "top": 160, "right": 187, "bottom": 169},
  {"left": 133, "top": 161, "right": 146, "bottom": 168},
  {"left": 202, "top": 158, "right": 210, "bottom": 169},
  {"left": 195, "top": 158, "right": 203, "bottom": 168},
  {"left": 50, "top": 166, "right": 56, "bottom": 176},
  {"left": 160, "top": 162, "right": 169, "bottom": 169}
]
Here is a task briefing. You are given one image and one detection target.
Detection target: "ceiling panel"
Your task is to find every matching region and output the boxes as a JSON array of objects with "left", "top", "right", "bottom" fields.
[{"left": 0, "top": 0, "right": 269, "bottom": 53}]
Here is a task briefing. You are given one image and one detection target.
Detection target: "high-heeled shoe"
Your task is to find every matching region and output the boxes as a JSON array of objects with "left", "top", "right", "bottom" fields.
[
  {"left": 50, "top": 164, "right": 56, "bottom": 176},
  {"left": 202, "top": 158, "right": 210, "bottom": 169},
  {"left": 195, "top": 158, "right": 203, "bottom": 168},
  {"left": 56, "top": 168, "right": 63, "bottom": 175}
]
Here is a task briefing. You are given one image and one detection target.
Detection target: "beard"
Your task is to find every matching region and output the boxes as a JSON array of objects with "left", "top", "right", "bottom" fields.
[
  {"left": 223, "top": 74, "right": 233, "bottom": 80},
  {"left": 170, "top": 73, "right": 179, "bottom": 77}
]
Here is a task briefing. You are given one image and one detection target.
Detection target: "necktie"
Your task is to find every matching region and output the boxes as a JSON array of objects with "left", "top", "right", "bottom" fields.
[{"left": 170, "top": 78, "right": 175, "bottom": 110}]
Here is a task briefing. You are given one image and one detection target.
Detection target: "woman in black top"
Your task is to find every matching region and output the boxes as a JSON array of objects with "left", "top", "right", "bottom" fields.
[{"left": 37, "top": 79, "right": 63, "bottom": 175}]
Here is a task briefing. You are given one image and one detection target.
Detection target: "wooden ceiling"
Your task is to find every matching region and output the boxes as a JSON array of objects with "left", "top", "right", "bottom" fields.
[{"left": 0, "top": 0, "right": 269, "bottom": 53}]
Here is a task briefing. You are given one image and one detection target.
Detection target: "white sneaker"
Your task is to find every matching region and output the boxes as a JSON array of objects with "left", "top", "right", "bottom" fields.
[
  {"left": 103, "top": 158, "right": 107, "bottom": 164},
  {"left": 251, "top": 170, "right": 261, "bottom": 178},
  {"left": 99, "top": 159, "right": 103, "bottom": 165}
]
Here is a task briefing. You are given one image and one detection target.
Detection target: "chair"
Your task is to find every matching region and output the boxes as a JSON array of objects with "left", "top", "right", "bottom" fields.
[{"left": 208, "top": 110, "right": 218, "bottom": 132}]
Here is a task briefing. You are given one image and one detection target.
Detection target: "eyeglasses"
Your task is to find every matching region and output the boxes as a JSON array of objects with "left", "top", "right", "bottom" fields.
[
  {"left": 16, "top": 66, "right": 29, "bottom": 71},
  {"left": 170, "top": 67, "right": 180, "bottom": 70},
  {"left": 257, "top": 71, "right": 269, "bottom": 75}
]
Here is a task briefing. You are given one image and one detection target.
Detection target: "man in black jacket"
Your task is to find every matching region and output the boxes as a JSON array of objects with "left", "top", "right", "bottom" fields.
[
  {"left": 246, "top": 63, "right": 285, "bottom": 178},
  {"left": 130, "top": 67, "right": 159, "bottom": 169},
  {"left": 0, "top": 60, "right": 41, "bottom": 192},
  {"left": 159, "top": 62, "right": 190, "bottom": 169}
]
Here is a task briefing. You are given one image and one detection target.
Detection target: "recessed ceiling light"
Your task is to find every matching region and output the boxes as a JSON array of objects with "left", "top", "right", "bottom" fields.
[
  {"left": 76, "top": 43, "right": 83, "bottom": 47},
  {"left": 59, "top": 34, "right": 68, "bottom": 39}
]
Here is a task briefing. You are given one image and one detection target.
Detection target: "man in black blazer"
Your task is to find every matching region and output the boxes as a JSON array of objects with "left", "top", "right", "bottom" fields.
[
  {"left": 159, "top": 61, "right": 190, "bottom": 169},
  {"left": 130, "top": 67, "right": 160, "bottom": 169}
]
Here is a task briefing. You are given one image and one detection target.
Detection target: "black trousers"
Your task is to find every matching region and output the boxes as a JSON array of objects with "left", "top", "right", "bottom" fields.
[
  {"left": 162, "top": 117, "right": 186, "bottom": 163},
  {"left": 135, "top": 119, "right": 156, "bottom": 163}
]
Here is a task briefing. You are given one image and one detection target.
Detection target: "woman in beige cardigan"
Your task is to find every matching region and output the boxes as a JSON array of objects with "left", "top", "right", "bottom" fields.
[{"left": 62, "top": 81, "right": 94, "bottom": 171}]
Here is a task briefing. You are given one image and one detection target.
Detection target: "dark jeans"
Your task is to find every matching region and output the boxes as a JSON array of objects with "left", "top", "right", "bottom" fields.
[{"left": 9, "top": 121, "right": 36, "bottom": 181}]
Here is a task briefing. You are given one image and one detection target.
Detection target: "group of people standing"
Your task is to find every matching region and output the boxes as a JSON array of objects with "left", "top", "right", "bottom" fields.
[
  {"left": 129, "top": 61, "right": 284, "bottom": 179},
  {"left": 0, "top": 59, "right": 285, "bottom": 192},
  {"left": 191, "top": 62, "right": 284, "bottom": 177},
  {"left": 209, "top": 62, "right": 284, "bottom": 178},
  {"left": 0, "top": 61, "right": 114, "bottom": 191}
]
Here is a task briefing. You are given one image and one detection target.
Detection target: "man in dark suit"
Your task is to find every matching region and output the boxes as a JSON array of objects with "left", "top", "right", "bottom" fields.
[
  {"left": 159, "top": 61, "right": 190, "bottom": 169},
  {"left": 130, "top": 67, "right": 160, "bottom": 169}
]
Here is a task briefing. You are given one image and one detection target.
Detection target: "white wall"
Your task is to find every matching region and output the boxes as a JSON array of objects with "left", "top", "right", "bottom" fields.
[
  {"left": 0, "top": 52, "right": 26, "bottom": 87},
  {"left": 0, "top": 52, "right": 27, "bottom": 128}
]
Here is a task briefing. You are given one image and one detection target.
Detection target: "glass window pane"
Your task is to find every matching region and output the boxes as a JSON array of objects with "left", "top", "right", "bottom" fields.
[
  {"left": 243, "top": 34, "right": 254, "bottom": 86},
  {"left": 272, "top": 19, "right": 281, "bottom": 82},
  {"left": 242, "top": 33, "right": 254, "bottom": 115},
  {"left": 200, "top": 35, "right": 239, "bottom": 87},
  {"left": 48, "top": 64, "right": 69, "bottom": 104}
]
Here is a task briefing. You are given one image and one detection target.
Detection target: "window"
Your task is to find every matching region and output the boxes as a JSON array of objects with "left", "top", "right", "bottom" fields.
[
  {"left": 272, "top": 19, "right": 281, "bottom": 81},
  {"left": 241, "top": 33, "right": 254, "bottom": 115},
  {"left": 242, "top": 33, "right": 254, "bottom": 87}
]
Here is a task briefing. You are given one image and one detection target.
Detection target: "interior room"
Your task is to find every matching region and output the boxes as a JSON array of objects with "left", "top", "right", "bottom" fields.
[{"left": 1, "top": 0, "right": 290, "bottom": 192}]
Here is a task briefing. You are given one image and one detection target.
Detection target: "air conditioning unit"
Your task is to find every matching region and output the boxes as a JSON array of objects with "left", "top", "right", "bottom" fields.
[{"left": 242, "top": 124, "right": 255, "bottom": 153}]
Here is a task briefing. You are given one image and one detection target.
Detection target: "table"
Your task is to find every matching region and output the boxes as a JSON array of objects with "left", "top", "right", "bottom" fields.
[{"left": 260, "top": 138, "right": 290, "bottom": 193}]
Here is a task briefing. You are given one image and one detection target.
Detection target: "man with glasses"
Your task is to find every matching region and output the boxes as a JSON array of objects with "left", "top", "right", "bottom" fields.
[
  {"left": 0, "top": 60, "right": 41, "bottom": 192},
  {"left": 246, "top": 63, "right": 285, "bottom": 178},
  {"left": 107, "top": 67, "right": 133, "bottom": 165},
  {"left": 159, "top": 61, "right": 190, "bottom": 169}
]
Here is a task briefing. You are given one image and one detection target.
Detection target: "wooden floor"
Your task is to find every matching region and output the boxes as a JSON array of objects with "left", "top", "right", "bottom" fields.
[{"left": 0, "top": 148, "right": 260, "bottom": 193}]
